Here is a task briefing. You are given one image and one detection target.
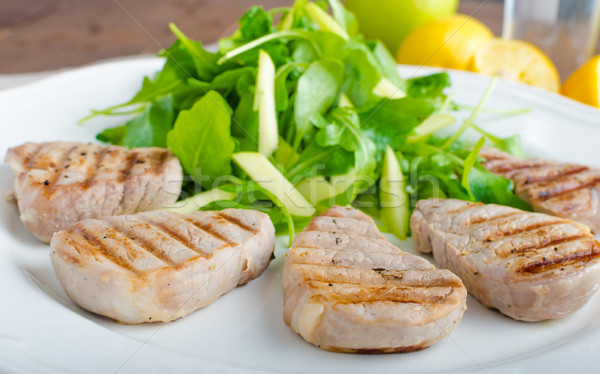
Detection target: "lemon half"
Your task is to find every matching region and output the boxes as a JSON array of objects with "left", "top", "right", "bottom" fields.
[
  {"left": 470, "top": 38, "right": 560, "bottom": 92},
  {"left": 561, "top": 55, "right": 600, "bottom": 108}
]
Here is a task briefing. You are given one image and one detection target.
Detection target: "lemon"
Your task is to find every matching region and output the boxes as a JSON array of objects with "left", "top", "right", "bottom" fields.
[
  {"left": 396, "top": 14, "right": 493, "bottom": 70},
  {"left": 561, "top": 55, "right": 600, "bottom": 107},
  {"left": 346, "top": 0, "right": 459, "bottom": 54},
  {"left": 470, "top": 38, "right": 560, "bottom": 92}
]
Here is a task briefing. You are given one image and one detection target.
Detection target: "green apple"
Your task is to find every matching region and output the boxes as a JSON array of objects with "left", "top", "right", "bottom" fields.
[{"left": 345, "top": 0, "right": 459, "bottom": 54}]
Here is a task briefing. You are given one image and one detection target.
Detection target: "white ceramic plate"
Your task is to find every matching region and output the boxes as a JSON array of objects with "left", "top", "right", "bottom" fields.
[{"left": 1, "top": 58, "right": 600, "bottom": 374}]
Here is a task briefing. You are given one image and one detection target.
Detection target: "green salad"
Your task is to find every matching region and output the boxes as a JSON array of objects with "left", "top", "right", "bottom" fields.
[{"left": 81, "top": 0, "right": 530, "bottom": 240}]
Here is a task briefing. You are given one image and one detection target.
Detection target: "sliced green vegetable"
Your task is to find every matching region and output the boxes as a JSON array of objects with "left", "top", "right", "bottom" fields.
[
  {"left": 167, "top": 188, "right": 236, "bottom": 215},
  {"left": 380, "top": 146, "right": 409, "bottom": 240},
  {"left": 254, "top": 50, "right": 279, "bottom": 156},
  {"left": 232, "top": 152, "right": 316, "bottom": 217},
  {"left": 372, "top": 78, "right": 406, "bottom": 99},
  {"left": 304, "top": 2, "right": 349, "bottom": 40},
  {"left": 296, "top": 176, "right": 336, "bottom": 205},
  {"left": 406, "top": 113, "right": 455, "bottom": 143}
]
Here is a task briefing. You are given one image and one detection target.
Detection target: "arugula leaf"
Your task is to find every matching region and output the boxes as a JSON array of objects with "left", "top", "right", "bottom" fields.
[
  {"left": 239, "top": 6, "right": 275, "bottom": 40},
  {"left": 169, "top": 23, "right": 222, "bottom": 82},
  {"left": 288, "top": 142, "right": 354, "bottom": 179},
  {"left": 359, "top": 97, "right": 437, "bottom": 154},
  {"left": 473, "top": 124, "right": 525, "bottom": 157},
  {"left": 325, "top": 108, "right": 377, "bottom": 188},
  {"left": 405, "top": 73, "right": 451, "bottom": 99},
  {"left": 167, "top": 91, "right": 235, "bottom": 188},
  {"left": 123, "top": 94, "right": 174, "bottom": 148},
  {"left": 468, "top": 166, "right": 532, "bottom": 211},
  {"left": 96, "top": 95, "right": 174, "bottom": 147},
  {"left": 96, "top": 125, "right": 126, "bottom": 145},
  {"left": 274, "top": 63, "right": 304, "bottom": 112},
  {"left": 293, "top": 59, "right": 344, "bottom": 147},
  {"left": 341, "top": 42, "right": 382, "bottom": 108},
  {"left": 461, "top": 137, "right": 486, "bottom": 199},
  {"left": 370, "top": 40, "right": 403, "bottom": 87}
]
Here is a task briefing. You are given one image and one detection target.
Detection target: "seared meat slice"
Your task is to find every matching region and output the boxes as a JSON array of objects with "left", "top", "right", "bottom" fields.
[
  {"left": 282, "top": 206, "right": 467, "bottom": 353},
  {"left": 412, "top": 198, "right": 600, "bottom": 321},
  {"left": 480, "top": 147, "right": 600, "bottom": 232},
  {"left": 5, "top": 141, "right": 182, "bottom": 242},
  {"left": 50, "top": 209, "right": 275, "bottom": 324}
]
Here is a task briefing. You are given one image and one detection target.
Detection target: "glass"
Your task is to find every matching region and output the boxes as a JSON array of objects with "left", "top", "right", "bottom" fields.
[{"left": 503, "top": 0, "right": 600, "bottom": 79}]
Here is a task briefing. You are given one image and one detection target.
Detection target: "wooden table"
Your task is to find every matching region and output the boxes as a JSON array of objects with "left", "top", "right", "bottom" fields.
[{"left": 0, "top": 0, "right": 595, "bottom": 77}]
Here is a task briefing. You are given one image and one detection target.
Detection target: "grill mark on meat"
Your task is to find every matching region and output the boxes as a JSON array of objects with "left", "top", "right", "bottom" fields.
[
  {"left": 517, "top": 243, "right": 600, "bottom": 273},
  {"left": 137, "top": 217, "right": 212, "bottom": 259},
  {"left": 118, "top": 152, "right": 139, "bottom": 182},
  {"left": 485, "top": 161, "right": 546, "bottom": 175},
  {"left": 480, "top": 153, "right": 506, "bottom": 162},
  {"left": 182, "top": 217, "right": 235, "bottom": 245},
  {"left": 532, "top": 176, "right": 600, "bottom": 201},
  {"left": 46, "top": 145, "right": 80, "bottom": 193},
  {"left": 116, "top": 152, "right": 140, "bottom": 210},
  {"left": 293, "top": 263, "right": 462, "bottom": 288},
  {"left": 82, "top": 147, "right": 111, "bottom": 188},
  {"left": 70, "top": 225, "right": 144, "bottom": 274},
  {"left": 447, "top": 203, "right": 480, "bottom": 215},
  {"left": 468, "top": 211, "right": 521, "bottom": 225},
  {"left": 518, "top": 165, "right": 590, "bottom": 186},
  {"left": 25, "top": 143, "right": 45, "bottom": 169},
  {"left": 291, "top": 241, "right": 399, "bottom": 254},
  {"left": 308, "top": 282, "right": 449, "bottom": 305},
  {"left": 490, "top": 220, "right": 560, "bottom": 239},
  {"left": 217, "top": 212, "right": 258, "bottom": 233},
  {"left": 154, "top": 150, "right": 170, "bottom": 174},
  {"left": 501, "top": 234, "right": 589, "bottom": 257},
  {"left": 98, "top": 221, "right": 177, "bottom": 267}
]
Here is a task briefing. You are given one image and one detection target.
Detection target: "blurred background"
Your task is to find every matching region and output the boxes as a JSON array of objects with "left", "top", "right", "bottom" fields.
[
  {"left": 1, "top": 0, "right": 599, "bottom": 104},
  {"left": 0, "top": 0, "right": 504, "bottom": 73}
]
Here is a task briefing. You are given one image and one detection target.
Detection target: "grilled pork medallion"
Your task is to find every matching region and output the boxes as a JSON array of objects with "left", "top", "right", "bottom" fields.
[
  {"left": 481, "top": 147, "right": 600, "bottom": 232},
  {"left": 412, "top": 198, "right": 600, "bottom": 321},
  {"left": 5, "top": 141, "right": 182, "bottom": 242},
  {"left": 282, "top": 206, "right": 467, "bottom": 353},
  {"left": 50, "top": 209, "right": 275, "bottom": 323}
]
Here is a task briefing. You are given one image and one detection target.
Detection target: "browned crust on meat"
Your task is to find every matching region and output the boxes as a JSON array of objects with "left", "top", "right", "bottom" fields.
[
  {"left": 521, "top": 165, "right": 589, "bottom": 185},
  {"left": 517, "top": 241, "right": 600, "bottom": 273},
  {"left": 217, "top": 212, "right": 259, "bottom": 233},
  {"left": 70, "top": 225, "right": 146, "bottom": 274},
  {"left": 489, "top": 220, "right": 562, "bottom": 238},
  {"left": 480, "top": 148, "right": 600, "bottom": 225},
  {"left": 24, "top": 143, "right": 45, "bottom": 168},
  {"left": 468, "top": 211, "right": 521, "bottom": 225},
  {"left": 503, "top": 235, "right": 589, "bottom": 257},
  {"left": 82, "top": 147, "right": 111, "bottom": 188},
  {"left": 182, "top": 217, "right": 236, "bottom": 245},
  {"left": 448, "top": 202, "right": 482, "bottom": 214},
  {"left": 11, "top": 142, "right": 177, "bottom": 195},
  {"left": 349, "top": 343, "right": 430, "bottom": 354},
  {"left": 486, "top": 161, "right": 546, "bottom": 175},
  {"left": 423, "top": 199, "right": 600, "bottom": 276},
  {"left": 45, "top": 144, "right": 79, "bottom": 194}
]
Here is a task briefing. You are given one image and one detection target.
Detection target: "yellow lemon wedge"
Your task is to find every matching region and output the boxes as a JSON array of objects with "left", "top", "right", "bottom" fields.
[
  {"left": 561, "top": 55, "right": 600, "bottom": 108},
  {"left": 396, "top": 14, "right": 493, "bottom": 70},
  {"left": 470, "top": 38, "right": 560, "bottom": 92}
]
